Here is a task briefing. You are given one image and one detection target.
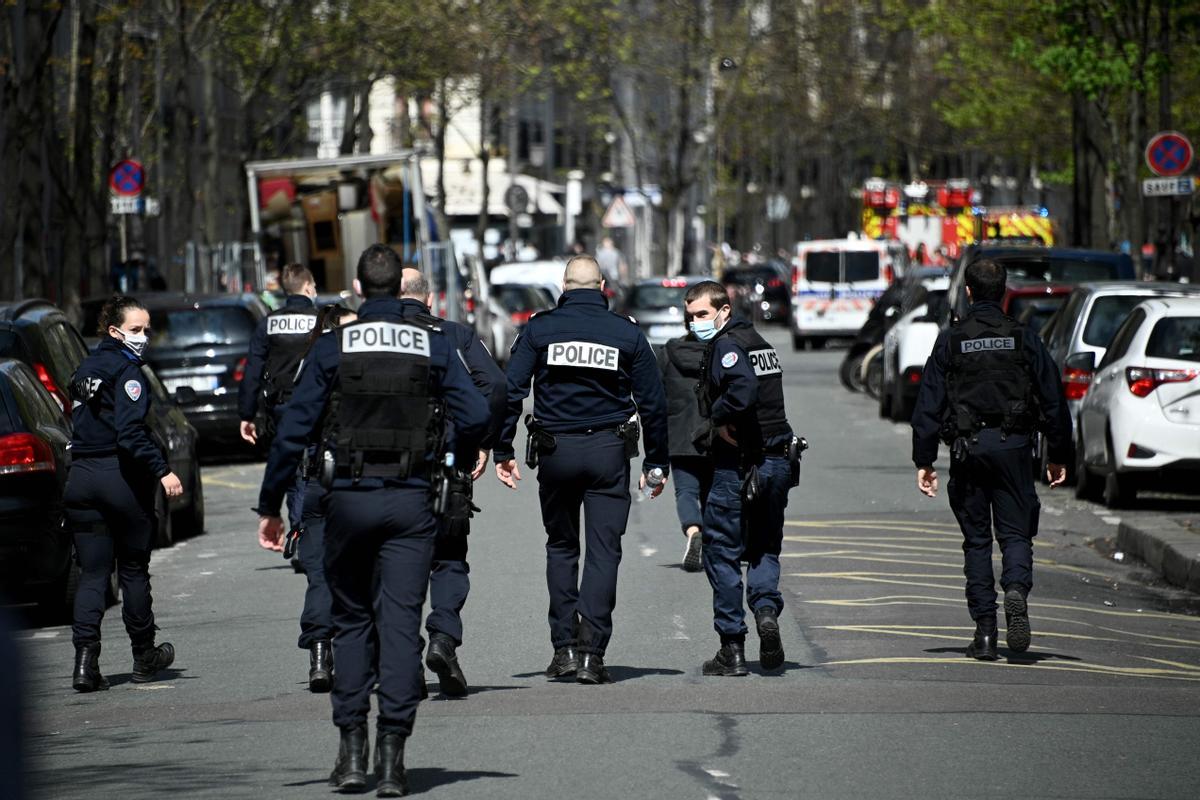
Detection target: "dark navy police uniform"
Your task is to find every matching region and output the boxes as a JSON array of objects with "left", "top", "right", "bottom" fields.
[
  {"left": 696, "top": 319, "right": 794, "bottom": 657},
  {"left": 256, "top": 297, "right": 488, "bottom": 741},
  {"left": 66, "top": 337, "right": 170, "bottom": 654},
  {"left": 912, "top": 300, "right": 1071, "bottom": 626},
  {"left": 496, "top": 288, "right": 668, "bottom": 668},
  {"left": 396, "top": 299, "right": 505, "bottom": 652}
]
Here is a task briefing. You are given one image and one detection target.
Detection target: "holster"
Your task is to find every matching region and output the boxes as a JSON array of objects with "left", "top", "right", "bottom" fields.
[
  {"left": 318, "top": 448, "right": 336, "bottom": 489},
  {"left": 616, "top": 419, "right": 640, "bottom": 460},
  {"left": 787, "top": 435, "right": 808, "bottom": 488},
  {"left": 283, "top": 522, "right": 303, "bottom": 560},
  {"left": 951, "top": 436, "right": 971, "bottom": 463},
  {"left": 524, "top": 414, "right": 557, "bottom": 469},
  {"left": 434, "top": 468, "right": 478, "bottom": 525},
  {"left": 740, "top": 464, "right": 761, "bottom": 505}
]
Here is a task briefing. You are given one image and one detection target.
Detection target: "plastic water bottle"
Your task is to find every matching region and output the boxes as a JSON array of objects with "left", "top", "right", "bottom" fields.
[{"left": 641, "top": 467, "right": 665, "bottom": 500}]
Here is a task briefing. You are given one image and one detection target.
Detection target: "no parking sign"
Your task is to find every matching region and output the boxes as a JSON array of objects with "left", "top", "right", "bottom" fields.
[
  {"left": 109, "top": 159, "right": 145, "bottom": 197},
  {"left": 1145, "top": 132, "right": 1193, "bottom": 178}
]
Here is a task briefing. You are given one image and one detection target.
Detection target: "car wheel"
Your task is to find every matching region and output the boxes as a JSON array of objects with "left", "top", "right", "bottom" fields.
[
  {"left": 1102, "top": 433, "right": 1136, "bottom": 508},
  {"left": 1074, "top": 425, "right": 1100, "bottom": 501},
  {"left": 879, "top": 378, "right": 893, "bottom": 419},
  {"left": 792, "top": 332, "right": 805, "bottom": 351},
  {"left": 863, "top": 350, "right": 884, "bottom": 399},
  {"left": 839, "top": 354, "right": 864, "bottom": 392},
  {"left": 173, "top": 464, "right": 205, "bottom": 539}
]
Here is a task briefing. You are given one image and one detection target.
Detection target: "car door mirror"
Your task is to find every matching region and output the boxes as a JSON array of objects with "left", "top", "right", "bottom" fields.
[
  {"left": 1065, "top": 352, "right": 1096, "bottom": 372},
  {"left": 174, "top": 385, "right": 198, "bottom": 404}
]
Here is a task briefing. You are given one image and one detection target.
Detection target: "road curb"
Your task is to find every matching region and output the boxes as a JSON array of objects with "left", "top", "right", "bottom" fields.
[{"left": 1117, "top": 518, "right": 1200, "bottom": 594}]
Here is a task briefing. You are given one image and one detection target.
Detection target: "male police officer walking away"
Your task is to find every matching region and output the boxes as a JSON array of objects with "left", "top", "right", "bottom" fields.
[
  {"left": 685, "top": 281, "right": 802, "bottom": 676},
  {"left": 911, "top": 258, "right": 1071, "bottom": 660},
  {"left": 495, "top": 255, "right": 669, "bottom": 684},
  {"left": 397, "top": 267, "right": 506, "bottom": 697},
  {"left": 255, "top": 245, "right": 489, "bottom": 795}
]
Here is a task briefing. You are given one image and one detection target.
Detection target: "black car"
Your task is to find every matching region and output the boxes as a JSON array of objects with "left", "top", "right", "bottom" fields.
[
  {"left": 0, "top": 299, "right": 93, "bottom": 417},
  {"left": 722, "top": 263, "right": 791, "bottom": 324},
  {"left": 0, "top": 358, "right": 76, "bottom": 619},
  {"left": 85, "top": 293, "right": 268, "bottom": 455}
]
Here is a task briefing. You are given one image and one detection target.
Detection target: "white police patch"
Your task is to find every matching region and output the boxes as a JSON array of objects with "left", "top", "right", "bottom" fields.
[
  {"left": 124, "top": 379, "right": 143, "bottom": 402},
  {"left": 267, "top": 314, "right": 317, "bottom": 336},
  {"left": 547, "top": 340, "right": 619, "bottom": 371},
  {"left": 721, "top": 352, "right": 738, "bottom": 369},
  {"left": 961, "top": 337, "right": 1015, "bottom": 353},
  {"left": 748, "top": 347, "right": 782, "bottom": 376},
  {"left": 341, "top": 322, "right": 431, "bottom": 357}
]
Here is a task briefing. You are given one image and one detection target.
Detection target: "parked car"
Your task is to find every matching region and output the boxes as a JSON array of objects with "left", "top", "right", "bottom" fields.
[
  {"left": 1076, "top": 297, "right": 1200, "bottom": 507},
  {"left": 880, "top": 280, "right": 951, "bottom": 421},
  {"left": 84, "top": 293, "right": 268, "bottom": 454},
  {"left": 1003, "top": 281, "right": 1072, "bottom": 333},
  {"left": 722, "top": 264, "right": 790, "bottom": 325},
  {"left": 790, "top": 238, "right": 898, "bottom": 350},
  {"left": 624, "top": 276, "right": 711, "bottom": 347},
  {"left": 0, "top": 299, "right": 93, "bottom": 416},
  {"left": 485, "top": 283, "right": 556, "bottom": 362},
  {"left": 0, "top": 358, "right": 76, "bottom": 619}
]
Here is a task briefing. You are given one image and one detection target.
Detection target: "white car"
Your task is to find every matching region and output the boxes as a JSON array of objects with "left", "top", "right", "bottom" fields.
[
  {"left": 879, "top": 279, "right": 950, "bottom": 422},
  {"left": 1076, "top": 297, "right": 1200, "bottom": 507}
]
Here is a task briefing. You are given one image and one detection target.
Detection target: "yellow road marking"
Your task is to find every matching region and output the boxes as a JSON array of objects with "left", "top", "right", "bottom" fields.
[
  {"left": 815, "top": 625, "right": 1200, "bottom": 652},
  {"left": 789, "top": 520, "right": 962, "bottom": 529},
  {"left": 204, "top": 478, "right": 258, "bottom": 490},
  {"left": 788, "top": 573, "right": 962, "bottom": 591},
  {"left": 818, "top": 656, "right": 1200, "bottom": 682},
  {"left": 782, "top": 549, "right": 1112, "bottom": 580}
]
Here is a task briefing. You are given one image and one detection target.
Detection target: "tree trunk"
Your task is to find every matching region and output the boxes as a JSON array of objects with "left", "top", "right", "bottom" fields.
[{"left": 475, "top": 92, "right": 491, "bottom": 263}]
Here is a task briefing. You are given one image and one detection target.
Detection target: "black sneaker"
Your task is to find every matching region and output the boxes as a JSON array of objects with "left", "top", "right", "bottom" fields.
[
  {"left": 754, "top": 607, "right": 785, "bottom": 671},
  {"left": 682, "top": 531, "right": 703, "bottom": 572},
  {"left": 545, "top": 646, "right": 579, "bottom": 678},
  {"left": 131, "top": 642, "right": 175, "bottom": 683},
  {"left": 1004, "top": 588, "right": 1031, "bottom": 653},
  {"left": 426, "top": 634, "right": 468, "bottom": 697},
  {"left": 702, "top": 643, "right": 749, "bottom": 676}
]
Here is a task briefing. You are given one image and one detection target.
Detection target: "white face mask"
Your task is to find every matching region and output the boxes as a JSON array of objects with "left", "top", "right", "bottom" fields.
[{"left": 117, "top": 329, "right": 148, "bottom": 358}]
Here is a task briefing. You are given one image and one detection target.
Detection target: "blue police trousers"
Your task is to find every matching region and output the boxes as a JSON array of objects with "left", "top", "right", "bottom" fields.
[
  {"left": 947, "top": 433, "right": 1039, "bottom": 621},
  {"left": 536, "top": 432, "right": 631, "bottom": 655},
  {"left": 65, "top": 456, "right": 158, "bottom": 650},
  {"left": 702, "top": 455, "right": 790, "bottom": 642},
  {"left": 324, "top": 487, "right": 435, "bottom": 736},
  {"left": 670, "top": 455, "right": 713, "bottom": 533},
  {"left": 426, "top": 518, "right": 470, "bottom": 646},
  {"left": 296, "top": 479, "right": 333, "bottom": 649}
]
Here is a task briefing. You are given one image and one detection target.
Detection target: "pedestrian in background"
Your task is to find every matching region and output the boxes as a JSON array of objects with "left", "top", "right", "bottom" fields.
[
  {"left": 657, "top": 328, "right": 712, "bottom": 572},
  {"left": 255, "top": 245, "right": 489, "bottom": 795},
  {"left": 66, "top": 295, "right": 181, "bottom": 692},
  {"left": 911, "top": 258, "right": 1071, "bottom": 660},
  {"left": 685, "top": 281, "right": 800, "bottom": 677},
  {"left": 494, "top": 255, "right": 669, "bottom": 684}
]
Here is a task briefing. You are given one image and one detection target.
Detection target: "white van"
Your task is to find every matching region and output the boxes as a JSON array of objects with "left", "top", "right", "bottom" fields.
[{"left": 790, "top": 239, "right": 895, "bottom": 350}]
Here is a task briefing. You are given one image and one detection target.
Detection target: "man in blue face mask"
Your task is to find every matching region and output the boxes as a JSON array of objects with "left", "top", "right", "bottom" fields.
[{"left": 684, "top": 281, "right": 798, "bottom": 677}]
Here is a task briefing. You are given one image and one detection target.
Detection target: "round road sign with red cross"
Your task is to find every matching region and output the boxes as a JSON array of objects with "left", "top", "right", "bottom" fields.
[
  {"left": 1145, "top": 132, "right": 1193, "bottom": 178},
  {"left": 109, "top": 159, "right": 145, "bottom": 197}
]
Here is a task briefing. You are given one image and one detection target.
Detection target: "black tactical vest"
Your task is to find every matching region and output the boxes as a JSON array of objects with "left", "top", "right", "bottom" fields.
[
  {"left": 333, "top": 317, "right": 443, "bottom": 479},
  {"left": 663, "top": 338, "right": 708, "bottom": 457},
  {"left": 946, "top": 312, "right": 1037, "bottom": 435},
  {"left": 263, "top": 305, "right": 319, "bottom": 405},
  {"left": 699, "top": 323, "right": 790, "bottom": 447}
]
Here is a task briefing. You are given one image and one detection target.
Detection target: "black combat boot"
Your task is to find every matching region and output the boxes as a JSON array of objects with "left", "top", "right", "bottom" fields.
[
  {"left": 72, "top": 643, "right": 109, "bottom": 693},
  {"left": 545, "top": 646, "right": 579, "bottom": 678},
  {"left": 576, "top": 652, "right": 612, "bottom": 684},
  {"left": 754, "top": 606, "right": 785, "bottom": 671},
  {"left": 702, "top": 642, "right": 749, "bottom": 676},
  {"left": 965, "top": 619, "right": 999, "bottom": 661},
  {"left": 374, "top": 732, "right": 408, "bottom": 797},
  {"left": 131, "top": 642, "right": 175, "bottom": 683},
  {"left": 328, "top": 725, "right": 369, "bottom": 791},
  {"left": 425, "top": 633, "right": 467, "bottom": 697},
  {"left": 1003, "top": 587, "right": 1031, "bottom": 653},
  {"left": 309, "top": 640, "right": 333, "bottom": 693}
]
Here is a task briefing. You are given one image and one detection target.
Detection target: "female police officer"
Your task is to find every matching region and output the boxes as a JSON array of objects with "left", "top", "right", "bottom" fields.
[{"left": 68, "top": 295, "right": 182, "bottom": 692}]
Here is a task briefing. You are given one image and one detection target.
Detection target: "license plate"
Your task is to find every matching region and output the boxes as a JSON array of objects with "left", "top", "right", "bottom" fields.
[{"left": 164, "top": 376, "right": 219, "bottom": 394}]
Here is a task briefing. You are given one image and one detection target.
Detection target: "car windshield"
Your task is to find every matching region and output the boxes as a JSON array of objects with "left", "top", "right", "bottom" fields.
[
  {"left": 1000, "top": 258, "right": 1121, "bottom": 283},
  {"left": 1082, "top": 295, "right": 1155, "bottom": 347},
  {"left": 1008, "top": 294, "right": 1066, "bottom": 321},
  {"left": 844, "top": 251, "right": 880, "bottom": 282},
  {"left": 627, "top": 285, "right": 689, "bottom": 309},
  {"left": 1146, "top": 317, "right": 1200, "bottom": 363},
  {"left": 724, "top": 268, "right": 778, "bottom": 287},
  {"left": 494, "top": 285, "right": 551, "bottom": 314},
  {"left": 148, "top": 306, "right": 256, "bottom": 349}
]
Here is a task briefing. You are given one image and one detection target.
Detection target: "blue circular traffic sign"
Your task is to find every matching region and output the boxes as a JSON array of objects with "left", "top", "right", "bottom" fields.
[
  {"left": 109, "top": 159, "right": 145, "bottom": 196},
  {"left": 1146, "top": 132, "right": 1193, "bottom": 178}
]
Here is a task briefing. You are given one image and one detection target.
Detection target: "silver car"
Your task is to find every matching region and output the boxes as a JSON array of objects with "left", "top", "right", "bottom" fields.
[{"left": 624, "top": 276, "right": 712, "bottom": 347}]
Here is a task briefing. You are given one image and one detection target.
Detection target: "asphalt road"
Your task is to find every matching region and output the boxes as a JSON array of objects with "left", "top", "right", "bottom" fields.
[{"left": 19, "top": 327, "right": 1200, "bottom": 799}]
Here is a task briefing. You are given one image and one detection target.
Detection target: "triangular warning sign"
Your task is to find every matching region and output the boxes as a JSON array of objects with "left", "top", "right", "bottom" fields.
[{"left": 602, "top": 196, "right": 636, "bottom": 228}]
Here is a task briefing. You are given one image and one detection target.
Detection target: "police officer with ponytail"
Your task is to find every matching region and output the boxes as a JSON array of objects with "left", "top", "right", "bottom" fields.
[
  {"left": 912, "top": 258, "right": 1071, "bottom": 660},
  {"left": 255, "top": 245, "right": 489, "bottom": 796},
  {"left": 685, "top": 281, "right": 799, "bottom": 677},
  {"left": 67, "top": 295, "right": 181, "bottom": 692}
]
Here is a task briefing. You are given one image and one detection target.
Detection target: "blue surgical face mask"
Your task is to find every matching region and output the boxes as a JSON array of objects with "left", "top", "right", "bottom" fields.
[{"left": 690, "top": 319, "right": 718, "bottom": 341}]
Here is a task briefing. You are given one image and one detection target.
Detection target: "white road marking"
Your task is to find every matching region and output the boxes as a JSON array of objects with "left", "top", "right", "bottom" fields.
[
  {"left": 134, "top": 685, "right": 174, "bottom": 691},
  {"left": 172, "top": 594, "right": 192, "bottom": 599},
  {"left": 196, "top": 552, "right": 218, "bottom": 559},
  {"left": 640, "top": 546, "right": 657, "bottom": 557},
  {"left": 30, "top": 631, "right": 59, "bottom": 640},
  {"left": 199, "top": 571, "right": 214, "bottom": 576},
  {"left": 1103, "top": 516, "right": 1121, "bottom": 525},
  {"left": 672, "top": 614, "right": 689, "bottom": 640},
  {"left": 704, "top": 769, "right": 731, "bottom": 778}
]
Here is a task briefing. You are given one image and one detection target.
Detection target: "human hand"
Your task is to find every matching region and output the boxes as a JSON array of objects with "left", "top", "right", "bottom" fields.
[
  {"left": 239, "top": 420, "right": 257, "bottom": 445},
  {"left": 472, "top": 450, "right": 489, "bottom": 481},
  {"left": 1046, "top": 463, "right": 1067, "bottom": 487},
  {"left": 160, "top": 472, "right": 184, "bottom": 498},
  {"left": 716, "top": 424, "right": 738, "bottom": 446},
  {"left": 916, "top": 466, "right": 938, "bottom": 498},
  {"left": 495, "top": 459, "right": 522, "bottom": 490},
  {"left": 257, "top": 515, "right": 284, "bottom": 552}
]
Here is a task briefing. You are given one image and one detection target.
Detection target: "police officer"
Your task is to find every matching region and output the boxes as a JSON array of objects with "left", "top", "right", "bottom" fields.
[
  {"left": 684, "top": 280, "right": 798, "bottom": 676},
  {"left": 911, "top": 258, "right": 1071, "bottom": 660},
  {"left": 67, "top": 295, "right": 181, "bottom": 692},
  {"left": 495, "top": 256, "right": 669, "bottom": 684},
  {"left": 397, "top": 267, "right": 506, "bottom": 697},
  {"left": 255, "top": 245, "right": 488, "bottom": 795}
]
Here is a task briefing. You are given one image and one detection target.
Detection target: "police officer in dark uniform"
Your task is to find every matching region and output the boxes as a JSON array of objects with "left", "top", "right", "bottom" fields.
[
  {"left": 397, "top": 267, "right": 506, "bottom": 697},
  {"left": 255, "top": 245, "right": 488, "bottom": 795},
  {"left": 495, "top": 256, "right": 669, "bottom": 684},
  {"left": 67, "top": 295, "right": 180, "bottom": 692},
  {"left": 912, "top": 258, "right": 1071, "bottom": 660},
  {"left": 684, "top": 280, "right": 800, "bottom": 676}
]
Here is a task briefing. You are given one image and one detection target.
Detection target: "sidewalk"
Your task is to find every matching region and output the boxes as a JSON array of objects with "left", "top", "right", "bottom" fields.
[{"left": 1117, "top": 516, "right": 1200, "bottom": 594}]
